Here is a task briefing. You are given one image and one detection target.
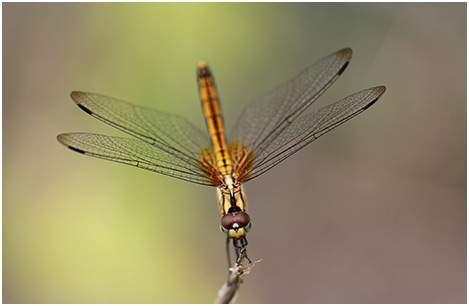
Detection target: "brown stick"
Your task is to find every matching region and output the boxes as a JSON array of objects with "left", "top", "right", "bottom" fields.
[{"left": 214, "top": 250, "right": 261, "bottom": 304}]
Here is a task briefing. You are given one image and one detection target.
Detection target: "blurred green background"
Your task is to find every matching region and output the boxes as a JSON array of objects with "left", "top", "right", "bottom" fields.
[{"left": 3, "top": 3, "right": 466, "bottom": 303}]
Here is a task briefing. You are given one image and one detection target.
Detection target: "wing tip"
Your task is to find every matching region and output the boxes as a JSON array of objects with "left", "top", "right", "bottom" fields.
[
  {"left": 57, "top": 134, "right": 87, "bottom": 154},
  {"left": 362, "top": 86, "right": 387, "bottom": 110},
  {"left": 70, "top": 90, "right": 83, "bottom": 100},
  {"left": 56, "top": 133, "right": 68, "bottom": 144},
  {"left": 334, "top": 48, "right": 353, "bottom": 76},
  {"left": 69, "top": 91, "right": 94, "bottom": 115},
  {"left": 374, "top": 85, "right": 387, "bottom": 96},
  {"left": 336, "top": 47, "right": 353, "bottom": 59},
  {"left": 56, "top": 134, "right": 62, "bottom": 142}
]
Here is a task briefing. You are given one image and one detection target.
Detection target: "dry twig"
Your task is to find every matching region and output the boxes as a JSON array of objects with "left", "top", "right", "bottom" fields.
[{"left": 214, "top": 250, "right": 261, "bottom": 304}]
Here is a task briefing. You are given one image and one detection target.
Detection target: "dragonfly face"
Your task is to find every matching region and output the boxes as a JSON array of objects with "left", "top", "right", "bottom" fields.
[{"left": 57, "top": 48, "right": 386, "bottom": 265}]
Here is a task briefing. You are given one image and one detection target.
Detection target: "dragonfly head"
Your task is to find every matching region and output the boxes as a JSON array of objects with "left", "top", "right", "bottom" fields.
[{"left": 220, "top": 208, "right": 252, "bottom": 238}]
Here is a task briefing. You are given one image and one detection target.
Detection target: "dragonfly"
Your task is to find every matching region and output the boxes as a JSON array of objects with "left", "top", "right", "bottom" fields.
[{"left": 57, "top": 48, "right": 385, "bottom": 266}]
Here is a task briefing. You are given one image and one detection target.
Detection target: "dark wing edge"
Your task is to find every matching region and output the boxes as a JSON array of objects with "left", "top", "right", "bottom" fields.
[
  {"left": 57, "top": 133, "right": 217, "bottom": 186},
  {"left": 69, "top": 91, "right": 210, "bottom": 165},
  {"left": 229, "top": 48, "right": 353, "bottom": 156},
  {"left": 242, "top": 86, "right": 386, "bottom": 182}
]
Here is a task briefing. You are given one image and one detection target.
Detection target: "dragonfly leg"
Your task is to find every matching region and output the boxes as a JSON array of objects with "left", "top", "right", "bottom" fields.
[
  {"left": 233, "top": 237, "right": 251, "bottom": 264},
  {"left": 238, "top": 236, "right": 251, "bottom": 264}
]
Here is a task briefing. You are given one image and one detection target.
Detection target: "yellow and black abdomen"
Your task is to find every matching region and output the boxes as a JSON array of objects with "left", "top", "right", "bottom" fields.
[{"left": 197, "top": 62, "right": 233, "bottom": 177}]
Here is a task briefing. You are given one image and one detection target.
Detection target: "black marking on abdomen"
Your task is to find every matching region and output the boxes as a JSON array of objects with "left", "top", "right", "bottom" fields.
[{"left": 206, "top": 113, "right": 223, "bottom": 120}]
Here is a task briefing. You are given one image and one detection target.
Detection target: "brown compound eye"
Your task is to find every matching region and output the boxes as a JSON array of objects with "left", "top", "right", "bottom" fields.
[
  {"left": 221, "top": 214, "right": 235, "bottom": 229},
  {"left": 234, "top": 212, "right": 250, "bottom": 227}
]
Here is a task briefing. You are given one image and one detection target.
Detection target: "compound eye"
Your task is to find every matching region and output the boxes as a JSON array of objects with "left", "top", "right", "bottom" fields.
[
  {"left": 234, "top": 212, "right": 250, "bottom": 227},
  {"left": 221, "top": 214, "right": 235, "bottom": 229}
]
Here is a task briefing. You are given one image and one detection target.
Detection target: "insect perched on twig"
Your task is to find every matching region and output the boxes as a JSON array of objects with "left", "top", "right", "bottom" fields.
[{"left": 58, "top": 48, "right": 385, "bottom": 281}]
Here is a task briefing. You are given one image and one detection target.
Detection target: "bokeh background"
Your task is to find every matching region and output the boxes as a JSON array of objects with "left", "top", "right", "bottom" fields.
[{"left": 3, "top": 3, "right": 466, "bottom": 303}]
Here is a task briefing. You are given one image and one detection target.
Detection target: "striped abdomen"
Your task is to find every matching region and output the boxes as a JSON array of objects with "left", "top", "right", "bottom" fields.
[{"left": 197, "top": 62, "right": 233, "bottom": 177}]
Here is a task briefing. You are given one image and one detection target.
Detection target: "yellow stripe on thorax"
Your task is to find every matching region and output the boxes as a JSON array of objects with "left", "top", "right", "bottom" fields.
[{"left": 197, "top": 61, "right": 232, "bottom": 176}]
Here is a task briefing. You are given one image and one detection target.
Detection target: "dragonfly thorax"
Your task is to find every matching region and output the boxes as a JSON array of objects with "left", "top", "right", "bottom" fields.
[
  {"left": 217, "top": 178, "right": 246, "bottom": 211},
  {"left": 221, "top": 174, "right": 237, "bottom": 188}
]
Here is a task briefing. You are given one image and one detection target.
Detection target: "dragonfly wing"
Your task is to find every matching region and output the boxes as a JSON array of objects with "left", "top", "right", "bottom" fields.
[
  {"left": 230, "top": 48, "right": 352, "bottom": 157},
  {"left": 69, "top": 91, "right": 210, "bottom": 165},
  {"left": 57, "top": 133, "right": 217, "bottom": 186},
  {"left": 240, "top": 86, "right": 386, "bottom": 181}
]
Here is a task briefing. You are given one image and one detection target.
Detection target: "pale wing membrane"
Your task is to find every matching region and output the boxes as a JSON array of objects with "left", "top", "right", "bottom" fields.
[
  {"left": 63, "top": 92, "right": 215, "bottom": 185},
  {"left": 70, "top": 91, "right": 210, "bottom": 165},
  {"left": 242, "top": 86, "right": 386, "bottom": 181},
  {"left": 230, "top": 48, "right": 352, "bottom": 156},
  {"left": 57, "top": 133, "right": 216, "bottom": 186}
]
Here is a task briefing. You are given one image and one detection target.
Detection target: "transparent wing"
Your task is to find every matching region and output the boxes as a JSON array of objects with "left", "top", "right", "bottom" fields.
[
  {"left": 57, "top": 133, "right": 217, "bottom": 186},
  {"left": 230, "top": 48, "right": 352, "bottom": 156},
  {"left": 239, "top": 86, "right": 386, "bottom": 182},
  {"left": 70, "top": 91, "right": 210, "bottom": 158},
  {"left": 60, "top": 92, "right": 215, "bottom": 185}
]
